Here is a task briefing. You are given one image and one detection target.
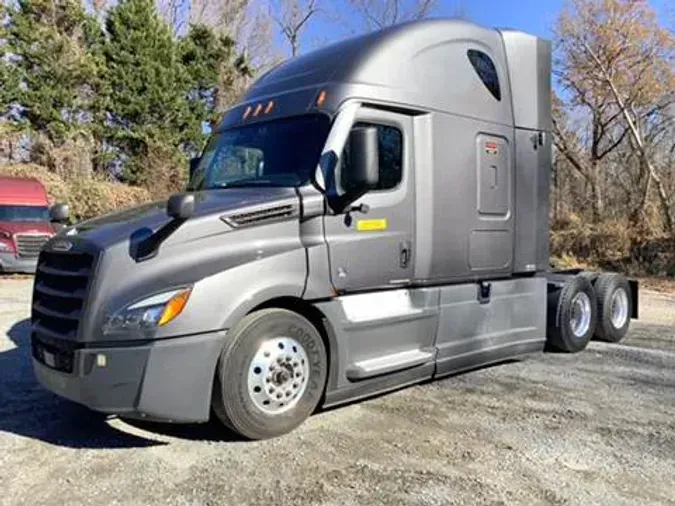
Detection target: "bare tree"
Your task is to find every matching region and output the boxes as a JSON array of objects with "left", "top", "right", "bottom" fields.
[
  {"left": 189, "top": 0, "right": 250, "bottom": 36},
  {"left": 553, "top": 0, "right": 675, "bottom": 233},
  {"left": 270, "top": 0, "right": 320, "bottom": 57},
  {"left": 158, "top": 0, "right": 282, "bottom": 109},
  {"left": 348, "top": 0, "right": 438, "bottom": 31},
  {"left": 157, "top": 0, "right": 189, "bottom": 36},
  {"left": 188, "top": 0, "right": 282, "bottom": 69}
]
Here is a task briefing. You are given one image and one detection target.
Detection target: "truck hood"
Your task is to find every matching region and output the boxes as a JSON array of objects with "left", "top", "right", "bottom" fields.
[
  {"left": 61, "top": 187, "right": 300, "bottom": 249},
  {"left": 0, "top": 221, "right": 55, "bottom": 237},
  {"left": 42, "top": 187, "right": 307, "bottom": 342}
]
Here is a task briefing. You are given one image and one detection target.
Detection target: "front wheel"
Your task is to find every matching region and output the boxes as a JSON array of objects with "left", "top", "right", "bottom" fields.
[{"left": 212, "top": 308, "right": 327, "bottom": 440}]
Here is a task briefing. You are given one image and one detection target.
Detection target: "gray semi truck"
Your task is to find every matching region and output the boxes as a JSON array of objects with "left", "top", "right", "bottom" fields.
[{"left": 30, "top": 19, "right": 638, "bottom": 440}]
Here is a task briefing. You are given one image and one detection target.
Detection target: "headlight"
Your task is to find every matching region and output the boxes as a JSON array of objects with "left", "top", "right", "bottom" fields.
[
  {"left": 0, "top": 241, "right": 11, "bottom": 252},
  {"left": 103, "top": 287, "right": 192, "bottom": 334}
]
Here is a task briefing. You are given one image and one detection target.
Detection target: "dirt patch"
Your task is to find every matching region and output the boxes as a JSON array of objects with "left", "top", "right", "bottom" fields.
[{"left": 638, "top": 276, "right": 675, "bottom": 294}]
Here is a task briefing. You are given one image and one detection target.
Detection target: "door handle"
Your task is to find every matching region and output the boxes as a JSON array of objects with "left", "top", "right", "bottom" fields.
[{"left": 400, "top": 240, "right": 411, "bottom": 268}]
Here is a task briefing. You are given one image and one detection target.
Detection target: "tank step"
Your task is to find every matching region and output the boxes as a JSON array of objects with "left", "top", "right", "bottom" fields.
[{"left": 346, "top": 349, "right": 434, "bottom": 381}]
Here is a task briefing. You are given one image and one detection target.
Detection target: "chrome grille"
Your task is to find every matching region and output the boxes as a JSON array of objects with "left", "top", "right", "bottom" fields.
[
  {"left": 16, "top": 234, "right": 51, "bottom": 258},
  {"left": 31, "top": 250, "right": 95, "bottom": 340}
]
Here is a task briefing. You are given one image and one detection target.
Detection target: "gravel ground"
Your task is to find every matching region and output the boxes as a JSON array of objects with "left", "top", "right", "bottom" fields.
[{"left": 1, "top": 277, "right": 674, "bottom": 506}]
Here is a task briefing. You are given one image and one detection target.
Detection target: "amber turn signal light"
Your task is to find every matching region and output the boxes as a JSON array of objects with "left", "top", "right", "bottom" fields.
[{"left": 158, "top": 288, "right": 192, "bottom": 326}]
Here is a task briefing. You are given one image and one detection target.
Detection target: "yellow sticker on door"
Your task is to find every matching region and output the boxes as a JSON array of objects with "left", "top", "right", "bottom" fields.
[{"left": 356, "top": 218, "right": 388, "bottom": 231}]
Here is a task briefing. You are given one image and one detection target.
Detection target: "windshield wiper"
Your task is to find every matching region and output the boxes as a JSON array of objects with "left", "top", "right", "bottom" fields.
[{"left": 216, "top": 178, "right": 291, "bottom": 188}]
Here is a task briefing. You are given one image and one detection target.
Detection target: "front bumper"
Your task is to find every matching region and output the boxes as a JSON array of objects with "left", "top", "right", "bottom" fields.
[
  {"left": 32, "top": 331, "right": 227, "bottom": 423},
  {"left": 0, "top": 252, "right": 38, "bottom": 273}
]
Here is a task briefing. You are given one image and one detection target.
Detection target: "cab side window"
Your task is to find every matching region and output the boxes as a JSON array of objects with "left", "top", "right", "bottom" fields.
[{"left": 340, "top": 122, "right": 403, "bottom": 192}]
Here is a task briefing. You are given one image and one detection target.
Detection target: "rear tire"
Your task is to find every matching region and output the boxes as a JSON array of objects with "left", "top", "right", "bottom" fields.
[
  {"left": 547, "top": 275, "right": 598, "bottom": 353},
  {"left": 592, "top": 273, "right": 632, "bottom": 343},
  {"left": 212, "top": 308, "right": 327, "bottom": 440}
]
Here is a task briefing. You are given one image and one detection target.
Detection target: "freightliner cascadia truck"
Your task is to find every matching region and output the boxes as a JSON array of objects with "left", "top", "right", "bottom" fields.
[{"left": 30, "top": 19, "right": 638, "bottom": 440}]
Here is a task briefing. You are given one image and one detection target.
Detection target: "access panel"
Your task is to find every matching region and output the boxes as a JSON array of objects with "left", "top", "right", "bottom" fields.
[{"left": 477, "top": 134, "right": 510, "bottom": 216}]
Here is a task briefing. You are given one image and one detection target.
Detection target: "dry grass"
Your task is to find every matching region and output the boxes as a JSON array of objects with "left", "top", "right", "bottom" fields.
[
  {"left": 637, "top": 276, "right": 675, "bottom": 294},
  {"left": 551, "top": 214, "right": 675, "bottom": 278}
]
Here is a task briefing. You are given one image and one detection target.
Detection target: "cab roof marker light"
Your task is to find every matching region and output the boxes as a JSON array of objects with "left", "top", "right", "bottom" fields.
[
  {"left": 242, "top": 106, "right": 252, "bottom": 119},
  {"left": 253, "top": 103, "right": 263, "bottom": 117},
  {"left": 265, "top": 100, "right": 275, "bottom": 114},
  {"left": 316, "top": 90, "right": 327, "bottom": 107}
]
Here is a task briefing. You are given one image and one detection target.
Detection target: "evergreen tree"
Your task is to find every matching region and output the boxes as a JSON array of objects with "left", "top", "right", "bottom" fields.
[
  {"left": 179, "top": 23, "right": 251, "bottom": 147},
  {"left": 101, "top": 0, "right": 193, "bottom": 183},
  {"left": 2, "top": 0, "right": 104, "bottom": 144},
  {"left": 2, "top": 0, "right": 251, "bottom": 187},
  {"left": 0, "top": 3, "right": 19, "bottom": 122}
]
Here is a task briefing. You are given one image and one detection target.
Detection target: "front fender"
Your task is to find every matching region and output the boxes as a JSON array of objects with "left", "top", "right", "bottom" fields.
[
  {"left": 184, "top": 247, "right": 308, "bottom": 332},
  {"left": 135, "top": 246, "right": 307, "bottom": 424}
]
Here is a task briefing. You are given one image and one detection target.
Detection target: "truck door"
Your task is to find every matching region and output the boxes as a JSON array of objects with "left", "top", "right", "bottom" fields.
[{"left": 324, "top": 109, "right": 415, "bottom": 293}]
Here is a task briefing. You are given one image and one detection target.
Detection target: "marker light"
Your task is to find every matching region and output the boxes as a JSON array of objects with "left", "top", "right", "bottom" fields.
[
  {"left": 265, "top": 100, "right": 275, "bottom": 114},
  {"left": 316, "top": 90, "right": 327, "bottom": 107},
  {"left": 253, "top": 103, "right": 263, "bottom": 117},
  {"left": 243, "top": 106, "right": 252, "bottom": 119},
  {"left": 158, "top": 288, "right": 192, "bottom": 326},
  {"left": 103, "top": 287, "right": 193, "bottom": 334}
]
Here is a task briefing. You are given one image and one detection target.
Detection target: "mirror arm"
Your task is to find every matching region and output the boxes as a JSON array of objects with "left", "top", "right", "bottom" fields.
[
  {"left": 327, "top": 188, "right": 368, "bottom": 214},
  {"left": 133, "top": 219, "right": 186, "bottom": 262},
  {"left": 348, "top": 203, "right": 369, "bottom": 214}
]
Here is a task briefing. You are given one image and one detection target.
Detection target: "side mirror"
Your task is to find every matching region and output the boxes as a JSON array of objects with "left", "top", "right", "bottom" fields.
[
  {"left": 345, "top": 126, "right": 379, "bottom": 191},
  {"left": 167, "top": 193, "right": 195, "bottom": 220},
  {"left": 50, "top": 203, "right": 69, "bottom": 223},
  {"left": 189, "top": 157, "right": 200, "bottom": 180}
]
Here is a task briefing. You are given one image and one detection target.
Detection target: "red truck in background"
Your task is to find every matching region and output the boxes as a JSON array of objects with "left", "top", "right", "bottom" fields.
[{"left": 0, "top": 176, "right": 57, "bottom": 273}]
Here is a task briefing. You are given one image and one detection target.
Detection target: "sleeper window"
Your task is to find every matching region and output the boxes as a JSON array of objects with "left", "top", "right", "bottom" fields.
[
  {"left": 467, "top": 49, "right": 501, "bottom": 101},
  {"left": 341, "top": 123, "right": 403, "bottom": 192}
]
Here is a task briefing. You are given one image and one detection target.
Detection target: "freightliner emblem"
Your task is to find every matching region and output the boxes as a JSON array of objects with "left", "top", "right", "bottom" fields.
[{"left": 51, "top": 240, "right": 73, "bottom": 252}]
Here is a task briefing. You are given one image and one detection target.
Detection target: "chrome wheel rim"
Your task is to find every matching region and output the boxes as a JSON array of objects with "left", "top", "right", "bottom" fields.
[
  {"left": 610, "top": 288, "right": 629, "bottom": 329},
  {"left": 247, "top": 337, "right": 310, "bottom": 415},
  {"left": 570, "top": 292, "right": 592, "bottom": 338}
]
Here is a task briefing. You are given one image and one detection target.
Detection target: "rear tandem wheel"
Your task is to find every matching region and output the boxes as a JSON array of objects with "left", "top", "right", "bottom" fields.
[
  {"left": 546, "top": 275, "right": 598, "bottom": 353},
  {"left": 591, "top": 273, "right": 633, "bottom": 343}
]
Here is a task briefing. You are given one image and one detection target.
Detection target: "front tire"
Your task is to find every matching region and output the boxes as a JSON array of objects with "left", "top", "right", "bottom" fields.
[
  {"left": 212, "top": 308, "right": 327, "bottom": 440},
  {"left": 593, "top": 273, "right": 632, "bottom": 343}
]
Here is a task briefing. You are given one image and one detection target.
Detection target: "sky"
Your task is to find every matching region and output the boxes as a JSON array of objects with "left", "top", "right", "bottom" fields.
[{"left": 294, "top": 0, "right": 673, "bottom": 55}]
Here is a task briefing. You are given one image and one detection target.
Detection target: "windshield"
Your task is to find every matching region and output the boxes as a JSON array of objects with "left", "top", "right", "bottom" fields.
[
  {"left": 188, "top": 114, "right": 331, "bottom": 190},
  {"left": 0, "top": 205, "right": 50, "bottom": 222}
]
